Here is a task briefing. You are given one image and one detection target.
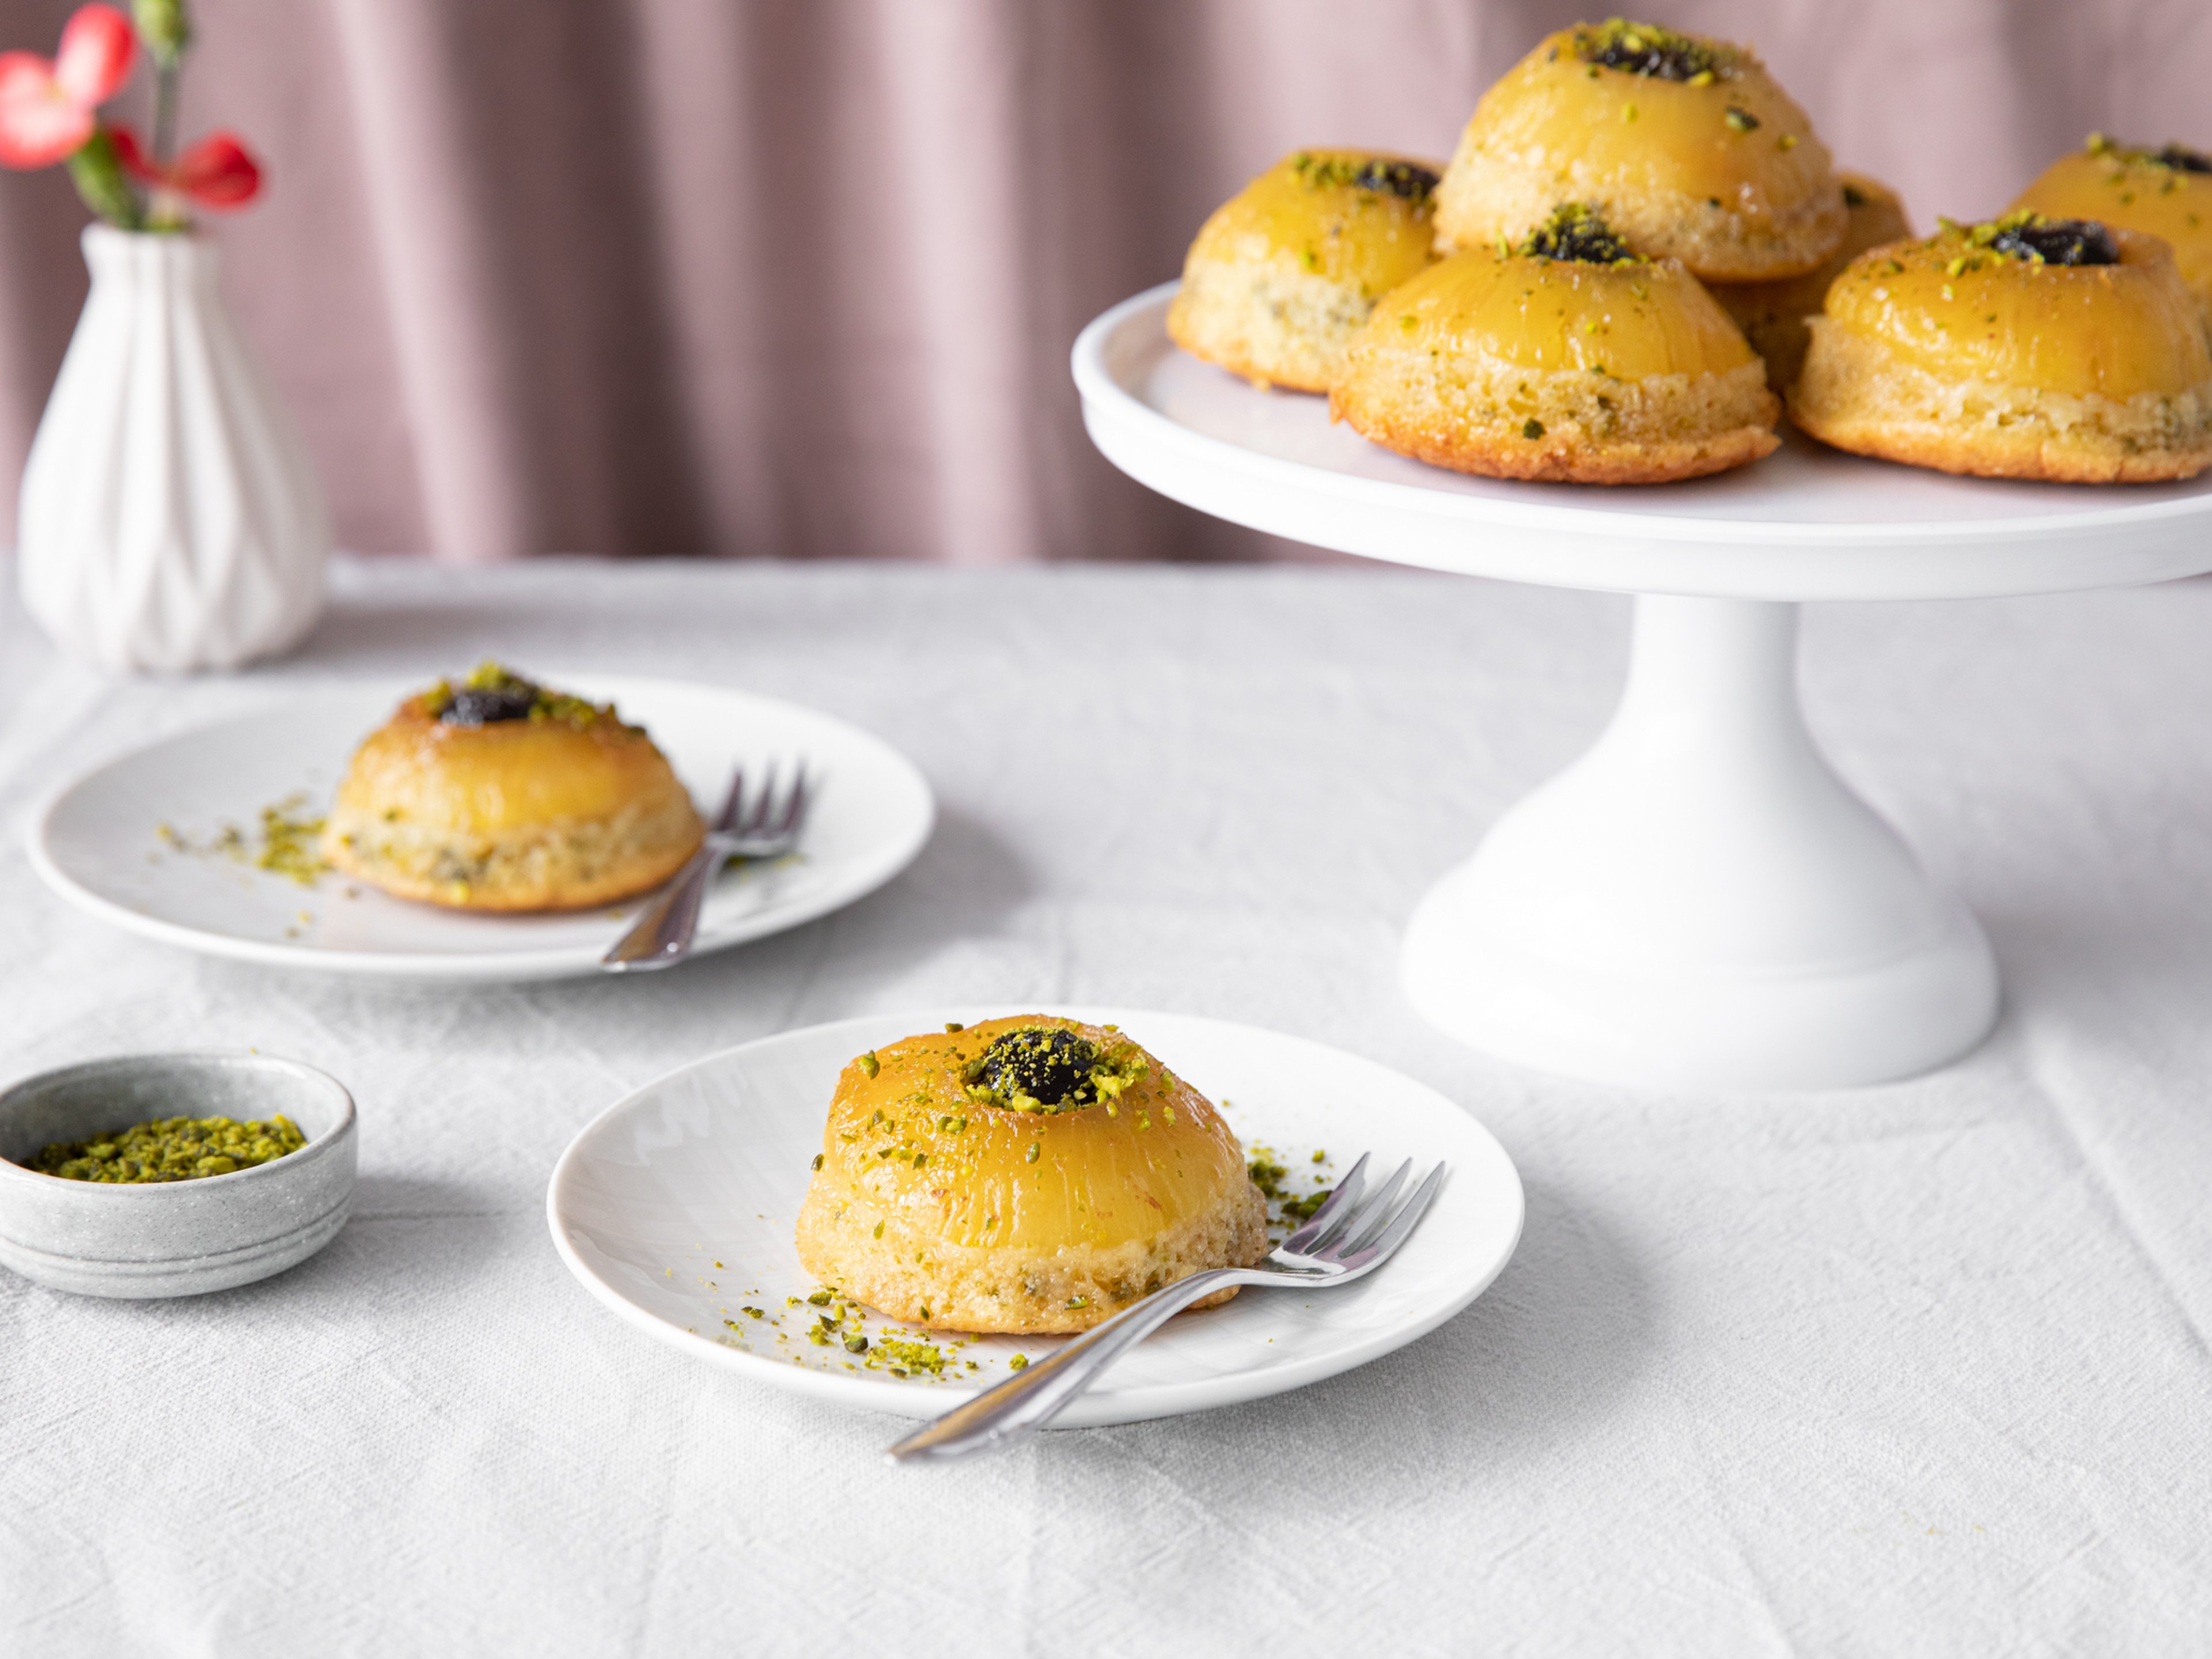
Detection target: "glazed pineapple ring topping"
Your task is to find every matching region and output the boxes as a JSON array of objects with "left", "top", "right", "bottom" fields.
[
  {"left": 1821, "top": 217, "right": 2207, "bottom": 401},
  {"left": 1571, "top": 17, "right": 1733, "bottom": 82}
]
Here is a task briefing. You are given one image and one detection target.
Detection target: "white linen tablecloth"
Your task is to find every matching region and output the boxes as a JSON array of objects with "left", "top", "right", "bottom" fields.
[{"left": 2, "top": 555, "right": 2208, "bottom": 1656}]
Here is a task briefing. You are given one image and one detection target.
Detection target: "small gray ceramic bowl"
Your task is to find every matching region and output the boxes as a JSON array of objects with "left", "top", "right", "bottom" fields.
[{"left": 0, "top": 1052, "right": 357, "bottom": 1298}]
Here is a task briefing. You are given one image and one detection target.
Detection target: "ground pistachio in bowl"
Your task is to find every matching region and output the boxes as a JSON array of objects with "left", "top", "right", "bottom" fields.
[
  {"left": 23, "top": 1113, "right": 308, "bottom": 1183},
  {"left": 0, "top": 1051, "right": 358, "bottom": 1299}
]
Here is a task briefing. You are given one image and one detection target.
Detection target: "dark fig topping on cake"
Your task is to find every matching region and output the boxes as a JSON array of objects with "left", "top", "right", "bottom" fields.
[
  {"left": 959, "top": 1025, "right": 1153, "bottom": 1114},
  {"left": 1517, "top": 203, "right": 1643, "bottom": 265},
  {"left": 1350, "top": 158, "right": 1441, "bottom": 200},
  {"left": 974, "top": 1028, "right": 1099, "bottom": 1109},
  {"left": 442, "top": 684, "right": 538, "bottom": 725},
  {"left": 1988, "top": 214, "right": 2119, "bottom": 266},
  {"left": 1573, "top": 18, "right": 1729, "bottom": 82},
  {"left": 1933, "top": 212, "right": 2123, "bottom": 278},
  {"left": 421, "top": 661, "right": 620, "bottom": 730},
  {"left": 1290, "top": 151, "right": 1439, "bottom": 204}
]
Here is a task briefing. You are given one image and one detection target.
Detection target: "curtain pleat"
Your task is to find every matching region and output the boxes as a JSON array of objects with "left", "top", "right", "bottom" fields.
[{"left": 1, "top": 0, "right": 2207, "bottom": 560}]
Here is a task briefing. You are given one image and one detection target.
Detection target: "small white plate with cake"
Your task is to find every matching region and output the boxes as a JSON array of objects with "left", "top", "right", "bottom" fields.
[
  {"left": 28, "top": 672, "right": 933, "bottom": 982},
  {"left": 546, "top": 1008, "right": 1524, "bottom": 1428}
]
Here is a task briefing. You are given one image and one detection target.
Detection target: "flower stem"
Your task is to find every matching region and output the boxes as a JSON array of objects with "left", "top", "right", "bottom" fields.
[{"left": 152, "top": 58, "right": 179, "bottom": 165}]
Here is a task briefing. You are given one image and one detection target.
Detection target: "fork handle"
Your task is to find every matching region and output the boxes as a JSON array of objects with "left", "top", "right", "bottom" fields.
[
  {"left": 600, "top": 841, "right": 722, "bottom": 971},
  {"left": 887, "top": 1268, "right": 1252, "bottom": 1461}
]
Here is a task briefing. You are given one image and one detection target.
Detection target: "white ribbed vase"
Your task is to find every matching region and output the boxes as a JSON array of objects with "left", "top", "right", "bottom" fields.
[{"left": 18, "top": 226, "right": 328, "bottom": 674}]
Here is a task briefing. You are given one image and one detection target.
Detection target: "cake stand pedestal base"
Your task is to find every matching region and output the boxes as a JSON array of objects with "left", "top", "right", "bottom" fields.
[{"left": 1400, "top": 593, "right": 1998, "bottom": 1090}]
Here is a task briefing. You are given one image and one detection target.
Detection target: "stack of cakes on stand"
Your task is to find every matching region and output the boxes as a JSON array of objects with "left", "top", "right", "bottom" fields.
[
  {"left": 1166, "top": 17, "right": 2212, "bottom": 490},
  {"left": 1174, "top": 20, "right": 1851, "bottom": 483},
  {"left": 1107, "top": 18, "right": 2212, "bottom": 1094}
]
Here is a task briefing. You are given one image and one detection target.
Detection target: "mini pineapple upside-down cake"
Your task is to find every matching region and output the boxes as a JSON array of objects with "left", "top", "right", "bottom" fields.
[{"left": 794, "top": 1017, "right": 1270, "bottom": 1334}]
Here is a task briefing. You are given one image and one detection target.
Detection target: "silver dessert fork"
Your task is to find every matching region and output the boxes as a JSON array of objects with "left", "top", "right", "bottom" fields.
[
  {"left": 888, "top": 1152, "right": 1446, "bottom": 1461},
  {"left": 600, "top": 764, "right": 811, "bottom": 972}
]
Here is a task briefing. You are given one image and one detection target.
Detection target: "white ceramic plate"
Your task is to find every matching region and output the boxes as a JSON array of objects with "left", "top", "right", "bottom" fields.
[
  {"left": 1073, "top": 283, "right": 2212, "bottom": 601},
  {"left": 547, "top": 1008, "right": 1524, "bottom": 1428},
  {"left": 28, "top": 676, "right": 933, "bottom": 982}
]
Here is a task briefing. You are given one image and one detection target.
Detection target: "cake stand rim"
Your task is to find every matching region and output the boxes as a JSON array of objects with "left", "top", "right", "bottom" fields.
[{"left": 1073, "top": 281, "right": 2212, "bottom": 582}]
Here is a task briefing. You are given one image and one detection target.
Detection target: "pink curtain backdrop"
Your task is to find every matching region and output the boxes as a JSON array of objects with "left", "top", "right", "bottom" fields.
[{"left": 0, "top": 0, "right": 2206, "bottom": 562}]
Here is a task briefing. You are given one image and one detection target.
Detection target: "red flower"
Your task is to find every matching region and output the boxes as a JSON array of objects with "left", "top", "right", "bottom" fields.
[
  {"left": 0, "top": 4, "right": 135, "bottom": 169},
  {"left": 111, "top": 123, "right": 261, "bottom": 209}
]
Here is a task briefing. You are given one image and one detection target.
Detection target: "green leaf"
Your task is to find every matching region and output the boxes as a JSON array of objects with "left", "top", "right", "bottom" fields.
[{"left": 67, "top": 130, "right": 143, "bottom": 231}]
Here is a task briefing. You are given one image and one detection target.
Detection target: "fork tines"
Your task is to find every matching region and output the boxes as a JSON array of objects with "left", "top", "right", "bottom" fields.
[
  {"left": 715, "top": 764, "right": 809, "bottom": 846},
  {"left": 1281, "top": 1152, "right": 1446, "bottom": 1271}
]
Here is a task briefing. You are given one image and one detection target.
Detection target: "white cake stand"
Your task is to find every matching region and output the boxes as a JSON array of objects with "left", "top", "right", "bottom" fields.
[{"left": 1073, "top": 283, "right": 2212, "bottom": 1091}]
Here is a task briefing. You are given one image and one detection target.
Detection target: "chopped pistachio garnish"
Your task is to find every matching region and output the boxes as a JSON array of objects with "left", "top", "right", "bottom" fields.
[
  {"left": 1008, "top": 1353, "right": 1029, "bottom": 1372},
  {"left": 160, "top": 794, "right": 331, "bottom": 887},
  {"left": 255, "top": 795, "right": 328, "bottom": 885},
  {"left": 857, "top": 1051, "right": 880, "bottom": 1079},
  {"left": 1247, "top": 1150, "right": 1292, "bottom": 1200},
  {"left": 1723, "top": 106, "right": 1758, "bottom": 133},
  {"left": 25, "top": 1113, "right": 307, "bottom": 1183},
  {"left": 875, "top": 1336, "right": 948, "bottom": 1376},
  {"left": 1283, "top": 1188, "right": 1332, "bottom": 1224}
]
